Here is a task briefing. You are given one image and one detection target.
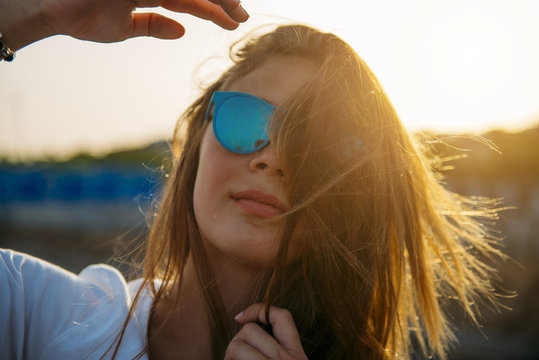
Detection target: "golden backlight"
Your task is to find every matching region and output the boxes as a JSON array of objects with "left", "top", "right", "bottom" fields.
[{"left": 0, "top": 0, "right": 538, "bottom": 159}]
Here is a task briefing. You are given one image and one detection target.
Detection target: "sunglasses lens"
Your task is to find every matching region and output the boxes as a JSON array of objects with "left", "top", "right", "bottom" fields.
[{"left": 214, "top": 96, "right": 272, "bottom": 154}]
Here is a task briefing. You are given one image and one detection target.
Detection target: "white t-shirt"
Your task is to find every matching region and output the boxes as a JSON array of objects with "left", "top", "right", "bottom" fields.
[{"left": 0, "top": 249, "right": 152, "bottom": 359}]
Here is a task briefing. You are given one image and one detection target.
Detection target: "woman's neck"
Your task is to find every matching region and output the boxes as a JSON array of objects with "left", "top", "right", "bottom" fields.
[{"left": 148, "top": 254, "right": 260, "bottom": 360}]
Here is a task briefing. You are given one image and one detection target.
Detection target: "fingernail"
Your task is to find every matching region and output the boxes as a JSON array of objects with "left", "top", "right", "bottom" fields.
[
  {"left": 234, "top": 311, "right": 244, "bottom": 321},
  {"left": 238, "top": 5, "right": 249, "bottom": 20}
]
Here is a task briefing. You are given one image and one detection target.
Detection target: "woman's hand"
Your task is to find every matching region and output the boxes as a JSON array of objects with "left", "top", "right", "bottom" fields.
[
  {"left": 226, "top": 304, "right": 308, "bottom": 360},
  {"left": 0, "top": 0, "right": 248, "bottom": 51},
  {"left": 41, "top": 0, "right": 248, "bottom": 41}
]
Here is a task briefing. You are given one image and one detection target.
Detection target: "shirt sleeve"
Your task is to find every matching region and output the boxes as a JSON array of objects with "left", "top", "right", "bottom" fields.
[{"left": 0, "top": 249, "right": 145, "bottom": 360}]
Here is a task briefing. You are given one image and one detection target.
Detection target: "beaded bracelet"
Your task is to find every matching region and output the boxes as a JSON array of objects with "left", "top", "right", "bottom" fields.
[{"left": 0, "top": 33, "right": 16, "bottom": 62}]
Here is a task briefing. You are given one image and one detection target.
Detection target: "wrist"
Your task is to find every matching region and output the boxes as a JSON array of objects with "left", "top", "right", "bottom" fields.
[{"left": 0, "top": 0, "right": 56, "bottom": 51}]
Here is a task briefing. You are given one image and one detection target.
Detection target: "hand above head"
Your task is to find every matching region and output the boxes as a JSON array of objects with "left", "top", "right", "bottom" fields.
[
  {"left": 0, "top": 0, "right": 249, "bottom": 52},
  {"left": 226, "top": 303, "right": 309, "bottom": 360}
]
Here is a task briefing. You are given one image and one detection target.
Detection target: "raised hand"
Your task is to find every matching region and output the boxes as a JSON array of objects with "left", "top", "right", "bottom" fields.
[
  {"left": 0, "top": 0, "right": 249, "bottom": 51},
  {"left": 41, "top": 0, "right": 248, "bottom": 41},
  {"left": 226, "top": 304, "right": 308, "bottom": 360}
]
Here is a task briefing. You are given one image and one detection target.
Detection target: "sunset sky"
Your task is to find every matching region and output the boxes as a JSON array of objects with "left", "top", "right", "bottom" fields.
[{"left": 1, "top": 0, "right": 538, "bottom": 159}]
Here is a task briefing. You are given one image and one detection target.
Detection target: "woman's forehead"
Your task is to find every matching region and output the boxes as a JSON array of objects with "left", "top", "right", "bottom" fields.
[{"left": 226, "top": 55, "right": 316, "bottom": 107}]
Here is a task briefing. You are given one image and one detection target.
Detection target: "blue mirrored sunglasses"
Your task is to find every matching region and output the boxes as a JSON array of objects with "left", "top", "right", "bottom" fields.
[{"left": 204, "top": 91, "right": 276, "bottom": 154}]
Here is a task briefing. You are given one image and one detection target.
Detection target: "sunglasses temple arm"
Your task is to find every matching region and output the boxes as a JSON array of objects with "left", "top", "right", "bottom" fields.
[{"left": 203, "top": 102, "right": 213, "bottom": 122}]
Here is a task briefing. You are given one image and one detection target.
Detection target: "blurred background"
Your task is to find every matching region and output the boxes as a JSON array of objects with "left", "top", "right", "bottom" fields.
[{"left": 0, "top": 0, "right": 538, "bottom": 358}]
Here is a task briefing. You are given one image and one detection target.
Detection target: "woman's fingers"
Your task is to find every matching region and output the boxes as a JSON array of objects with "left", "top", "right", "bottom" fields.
[
  {"left": 208, "top": 0, "right": 249, "bottom": 23},
  {"left": 230, "top": 322, "right": 280, "bottom": 358},
  {"left": 160, "top": 0, "right": 247, "bottom": 31},
  {"left": 235, "top": 304, "right": 308, "bottom": 360},
  {"left": 131, "top": 13, "right": 185, "bottom": 39},
  {"left": 39, "top": 0, "right": 248, "bottom": 45},
  {"left": 225, "top": 341, "right": 267, "bottom": 360},
  {"left": 225, "top": 322, "right": 278, "bottom": 359}
]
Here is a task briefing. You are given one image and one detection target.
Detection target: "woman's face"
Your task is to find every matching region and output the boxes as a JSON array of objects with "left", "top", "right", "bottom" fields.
[{"left": 193, "top": 55, "right": 315, "bottom": 267}]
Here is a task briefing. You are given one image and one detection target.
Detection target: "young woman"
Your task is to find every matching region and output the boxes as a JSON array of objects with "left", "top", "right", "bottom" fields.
[{"left": 0, "top": 0, "right": 505, "bottom": 359}]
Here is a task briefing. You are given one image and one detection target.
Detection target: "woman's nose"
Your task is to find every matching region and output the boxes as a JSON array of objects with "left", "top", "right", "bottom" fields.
[{"left": 248, "top": 144, "right": 284, "bottom": 177}]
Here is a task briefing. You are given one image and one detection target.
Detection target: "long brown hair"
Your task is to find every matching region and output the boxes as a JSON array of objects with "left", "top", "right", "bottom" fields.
[{"left": 111, "top": 24, "right": 505, "bottom": 359}]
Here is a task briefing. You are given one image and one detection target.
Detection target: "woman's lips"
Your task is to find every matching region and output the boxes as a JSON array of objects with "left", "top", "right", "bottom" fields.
[{"left": 231, "top": 190, "right": 287, "bottom": 218}]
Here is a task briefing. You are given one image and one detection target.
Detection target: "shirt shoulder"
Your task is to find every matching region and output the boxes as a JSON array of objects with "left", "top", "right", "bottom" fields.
[{"left": 0, "top": 249, "right": 151, "bottom": 360}]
